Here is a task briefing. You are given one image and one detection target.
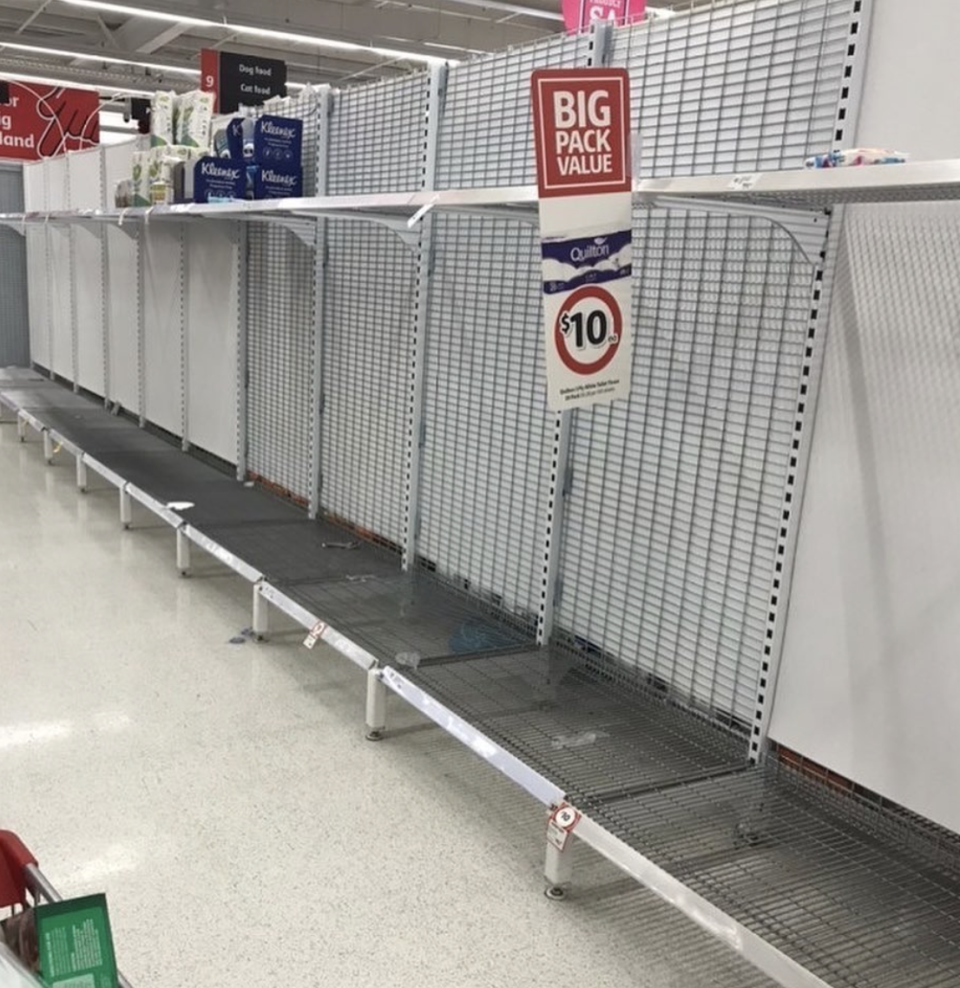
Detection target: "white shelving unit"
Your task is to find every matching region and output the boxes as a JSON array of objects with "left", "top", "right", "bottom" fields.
[
  {"left": 5, "top": 5, "right": 960, "bottom": 988},
  {"left": 5, "top": 155, "right": 960, "bottom": 988},
  {"left": 5, "top": 159, "right": 960, "bottom": 230}
]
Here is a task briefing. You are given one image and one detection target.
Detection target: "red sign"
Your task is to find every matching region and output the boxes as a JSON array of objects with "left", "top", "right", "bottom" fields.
[
  {"left": 561, "top": 0, "right": 645, "bottom": 32},
  {"left": 200, "top": 49, "right": 220, "bottom": 113},
  {"left": 0, "top": 82, "right": 99, "bottom": 161},
  {"left": 531, "top": 69, "right": 631, "bottom": 199}
]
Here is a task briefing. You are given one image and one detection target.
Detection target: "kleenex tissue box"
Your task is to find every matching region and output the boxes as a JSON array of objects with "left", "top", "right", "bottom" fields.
[
  {"left": 193, "top": 157, "right": 245, "bottom": 203},
  {"left": 211, "top": 115, "right": 245, "bottom": 160},
  {"left": 253, "top": 115, "right": 303, "bottom": 165},
  {"left": 251, "top": 163, "right": 303, "bottom": 200}
]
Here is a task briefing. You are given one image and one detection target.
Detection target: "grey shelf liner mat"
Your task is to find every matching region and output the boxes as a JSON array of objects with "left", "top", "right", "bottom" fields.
[
  {"left": 402, "top": 646, "right": 748, "bottom": 802},
  {"left": 284, "top": 573, "right": 535, "bottom": 662},
  {"left": 195, "top": 519, "right": 402, "bottom": 585},
  {"left": 587, "top": 761, "right": 960, "bottom": 988},
  {"left": 7, "top": 374, "right": 960, "bottom": 988}
]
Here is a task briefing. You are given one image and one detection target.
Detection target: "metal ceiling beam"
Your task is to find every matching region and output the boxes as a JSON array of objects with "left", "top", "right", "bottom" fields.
[
  {"left": 0, "top": 40, "right": 410, "bottom": 89},
  {"left": 423, "top": 0, "right": 562, "bottom": 22},
  {"left": 16, "top": 0, "right": 52, "bottom": 33},
  {"left": 48, "top": 0, "right": 550, "bottom": 55},
  {"left": 111, "top": 15, "right": 192, "bottom": 54}
]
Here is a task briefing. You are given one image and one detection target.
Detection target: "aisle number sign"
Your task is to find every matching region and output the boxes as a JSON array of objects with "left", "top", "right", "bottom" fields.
[{"left": 531, "top": 69, "right": 634, "bottom": 411}]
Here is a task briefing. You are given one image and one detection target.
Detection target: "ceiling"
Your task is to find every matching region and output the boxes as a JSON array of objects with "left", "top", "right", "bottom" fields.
[{"left": 0, "top": 0, "right": 697, "bottom": 105}]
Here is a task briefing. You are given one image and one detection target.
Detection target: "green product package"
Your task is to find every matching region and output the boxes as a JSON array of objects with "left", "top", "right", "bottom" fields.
[{"left": 35, "top": 893, "right": 118, "bottom": 988}]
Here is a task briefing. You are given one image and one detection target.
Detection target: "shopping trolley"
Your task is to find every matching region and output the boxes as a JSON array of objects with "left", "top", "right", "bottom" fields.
[{"left": 0, "top": 831, "right": 132, "bottom": 988}]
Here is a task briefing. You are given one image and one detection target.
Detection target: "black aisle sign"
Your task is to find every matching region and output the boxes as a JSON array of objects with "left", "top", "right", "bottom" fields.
[{"left": 211, "top": 51, "right": 287, "bottom": 113}]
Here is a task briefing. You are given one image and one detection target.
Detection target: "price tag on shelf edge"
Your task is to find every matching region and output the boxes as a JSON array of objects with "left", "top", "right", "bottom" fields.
[
  {"left": 547, "top": 802, "right": 582, "bottom": 851},
  {"left": 304, "top": 620, "right": 327, "bottom": 649}
]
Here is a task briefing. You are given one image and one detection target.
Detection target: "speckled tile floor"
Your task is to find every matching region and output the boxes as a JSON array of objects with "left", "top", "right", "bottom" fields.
[{"left": 0, "top": 422, "right": 780, "bottom": 988}]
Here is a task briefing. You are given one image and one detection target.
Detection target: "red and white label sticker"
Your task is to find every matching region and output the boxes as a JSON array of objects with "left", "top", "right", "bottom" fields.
[
  {"left": 546, "top": 802, "right": 582, "bottom": 851},
  {"left": 303, "top": 620, "right": 327, "bottom": 650}
]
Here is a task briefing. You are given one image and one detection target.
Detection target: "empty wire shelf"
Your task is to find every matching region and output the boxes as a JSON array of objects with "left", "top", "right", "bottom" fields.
[
  {"left": 401, "top": 644, "right": 747, "bottom": 804},
  {"left": 585, "top": 761, "right": 960, "bottom": 988},
  {"left": 198, "top": 519, "right": 402, "bottom": 585},
  {"left": 284, "top": 573, "right": 535, "bottom": 663}
]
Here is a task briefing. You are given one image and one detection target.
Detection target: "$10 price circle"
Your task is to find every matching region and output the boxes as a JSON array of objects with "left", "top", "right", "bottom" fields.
[{"left": 554, "top": 285, "right": 622, "bottom": 375}]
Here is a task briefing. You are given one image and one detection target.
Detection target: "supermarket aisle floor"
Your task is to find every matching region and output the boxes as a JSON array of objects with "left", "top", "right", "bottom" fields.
[{"left": 0, "top": 423, "right": 778, "bottom": 988}]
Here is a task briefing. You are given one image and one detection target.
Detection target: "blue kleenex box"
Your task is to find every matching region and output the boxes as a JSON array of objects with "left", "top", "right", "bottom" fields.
[
  {"left": 252, "top": 164, "right": 303, "bottom": 200},
  {"left": 212, "top": 116, "right": 244, "bottom": 160},
  {"left": 193, "top": 157, "right": 245, "bottom": 203},
  {"left": 253, "top": 115, "right": 303, "bottom": 165}
]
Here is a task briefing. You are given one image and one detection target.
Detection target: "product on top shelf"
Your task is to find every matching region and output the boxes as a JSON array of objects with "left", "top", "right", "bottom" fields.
[
  {"left": 253, "top": 115, "right": 303, "bottom": 166},
  {"left": 149, "top": 91, "right": 176, "bottom": 147},
  {"left": 114, "top": 178, "right": 134, "bottom": 209},
  {"left": 131, "top": 151, "right": 149, "bottom": 206},
  {"left": 242, "top": 116, "right": 256, "bottom": 161},
  {"left": 211, "top": 115, "right": 245, "bottom": 160},
  {"left": 248, "top": 163, "right": 304, "bottom": 200},
  {"left": 176, "top": 90, "right": 215, "bottom": 149},
  {"left": 192, "top": 156, "right": 246, "bottom": 203},
  {"left": 132, "top": 146, "right": 204, "bottom": 206},
  {"left": 804, "top": 147, "right": 909, "bottom": 168}
]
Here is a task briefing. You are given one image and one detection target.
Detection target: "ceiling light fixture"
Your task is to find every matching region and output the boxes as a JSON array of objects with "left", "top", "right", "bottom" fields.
[
  {"left": 2, "top": 48, "right": 317, "bottom": 96},
  {"left": 58, "top": 0, "right": 209, "bottom": 27},
  {"left": 59, "top": 0, "right": 452, "bottom": 65},
  {"left": 1, "top": 70, "right": 154, "bottom": 97},
  {"left": 0, "top": 41, "right": 200, "bottom": 77}
]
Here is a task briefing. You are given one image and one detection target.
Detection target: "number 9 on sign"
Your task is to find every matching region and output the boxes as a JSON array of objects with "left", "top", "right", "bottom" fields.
[{"left": 555, "top": 284, "right": 623, "bottom": 375}]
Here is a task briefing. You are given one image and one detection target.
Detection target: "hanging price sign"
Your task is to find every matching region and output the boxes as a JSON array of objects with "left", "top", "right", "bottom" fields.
[{"left": 532, "top": 69, "right": 634, "bottom": 411}]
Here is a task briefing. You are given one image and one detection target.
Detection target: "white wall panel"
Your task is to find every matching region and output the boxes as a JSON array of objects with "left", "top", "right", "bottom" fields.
[
  {"left": 66, "top": 148, "right": 102, "bottom": 210},
  {"left": 105, "top": 226, "right": 139, "bottom": 413},
  {"left": 21, "top": 160, "right": 44, "bottom": 211},
  {"left": 244, "top": 91, "right": 320, "bottom": 500},
  {"left": 328, "top": 75, "right": 428, "bottom": 195},
  {"left": 22, "top": 161, "right": 48, "bottom": 370},
  {"left": 44, "top": 157, "right": 73, "bottom": 382},
  {"left": 554, "top": 0, "right": 853, "bottom": 725},
  {"left": 68, "top": 149, "right": 105, "bottom": 396},
  {"left": 103, "top": 143, "right": 139, "bottom": 411},
  {"left": 102, "top": 140, "right": 134, "bottom": 205},
  {"left": 321, "top": 221, "right": 415, "bottom": 545},
  {"left": 142, "top": 225, "right": 183, "bottom": 437},
  {"left": 185, "top": 224, "right": 238, "bottom": 463},
  {"left": 436, "top": 32, "right": 592, "bottom": 189},
  {"left": 613, "top": 0, "right": 851, "bottom": 177},
  {"left": 0, "top": 165, "right": 29, "bottom": 367},
  {"left": 770, "top": 0, "right": 960, "bottom": 831},
  {"left": 419, "top": 215, "right": 553, "bottom": 620}
]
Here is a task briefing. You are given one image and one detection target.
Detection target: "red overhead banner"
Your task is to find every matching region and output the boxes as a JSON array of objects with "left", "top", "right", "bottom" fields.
[
  {"left": 0, "top": 81, "right": 100, "bottom": 161},
  {"left": 561, "top": 0, "right": 645, "bottom": 32}
]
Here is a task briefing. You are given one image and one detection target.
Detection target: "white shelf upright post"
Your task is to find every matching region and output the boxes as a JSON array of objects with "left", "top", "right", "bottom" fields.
[
  {"left": 309, "top": 86, "right": 333, "bottom": 520},
  {"left": 401, "top": 63, "right": 446, "bottom": 574},
  {"left": 176, "top": 527, "right": 191, "bottom": 576},
  {"left": 119, "top": 484, "right": 132, "bottom": 529}
]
